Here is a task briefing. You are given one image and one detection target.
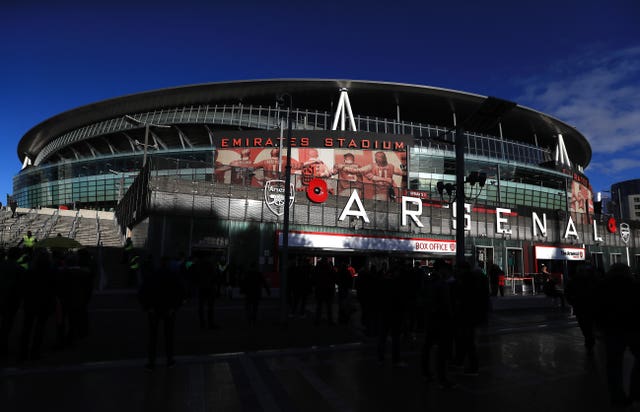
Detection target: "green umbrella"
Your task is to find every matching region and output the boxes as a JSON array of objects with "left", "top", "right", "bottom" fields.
[{"left": 36, "top": 236, "right": 83, "bottom": 249}]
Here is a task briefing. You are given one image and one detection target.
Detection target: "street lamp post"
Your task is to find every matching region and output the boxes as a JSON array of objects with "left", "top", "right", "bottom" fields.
[
  {"left": 124, "top": 115, "right": 171, "bottom": 167},
  {"left": 455, "top": 125, "right": 466, "bottom": 267},
  {"left": 432, "top": 97, "right": 516, "bottom": 268},
  {"left": 279, "top": 94, "right": 293, "bottom": 324}
]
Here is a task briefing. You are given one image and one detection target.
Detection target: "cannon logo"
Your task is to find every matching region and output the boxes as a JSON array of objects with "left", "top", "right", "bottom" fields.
[{"left": 264, "top": 180, "right": 295, "bottom": 216}]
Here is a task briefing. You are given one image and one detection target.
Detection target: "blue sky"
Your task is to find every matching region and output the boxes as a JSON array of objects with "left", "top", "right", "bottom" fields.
[{"left": 1, "top": 0, "right": 639, "bottom": 202}]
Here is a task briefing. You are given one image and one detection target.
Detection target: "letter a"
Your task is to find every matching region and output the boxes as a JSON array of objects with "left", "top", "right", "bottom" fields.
[{"left": 338, "top": 190, "right": 370, "bottom": 223}]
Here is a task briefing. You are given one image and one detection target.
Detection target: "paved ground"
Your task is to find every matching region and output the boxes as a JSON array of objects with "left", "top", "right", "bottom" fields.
[{"left": 1, "top": 293, "right": 638, "bottom": 411}]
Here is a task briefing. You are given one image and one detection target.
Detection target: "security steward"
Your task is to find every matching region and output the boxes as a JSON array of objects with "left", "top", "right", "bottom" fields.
[
  {"left": 21, "top": 231, "right": 37, "bottom": 249},
  {"left": 128, "top": 253, "right": 141, "bottom": 287}
]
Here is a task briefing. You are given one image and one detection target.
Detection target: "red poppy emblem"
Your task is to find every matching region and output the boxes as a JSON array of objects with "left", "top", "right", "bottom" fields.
[{"left": 307, "top": 178, "right": 328, "bottom": 203}]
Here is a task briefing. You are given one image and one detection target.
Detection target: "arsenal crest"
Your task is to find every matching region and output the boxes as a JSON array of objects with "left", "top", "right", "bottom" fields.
[
  {"left": 620, "top": 223, "right": 631, "bottom": 244},
  {"left": 264, "top": 180, "right": 295, "bottom": 216}
]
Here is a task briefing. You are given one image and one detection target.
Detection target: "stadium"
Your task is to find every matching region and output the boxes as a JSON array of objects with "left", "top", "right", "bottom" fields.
[{"left": 10, "top": 79, "right": 640, "bottom": 290}]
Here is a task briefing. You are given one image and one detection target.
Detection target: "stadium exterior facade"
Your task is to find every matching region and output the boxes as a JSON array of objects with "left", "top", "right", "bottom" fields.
[{"left": 14, "top": 79, "right": 640, "bottom": 285}]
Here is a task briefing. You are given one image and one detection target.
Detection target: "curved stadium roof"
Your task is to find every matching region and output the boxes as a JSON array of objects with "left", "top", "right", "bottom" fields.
[{"left": 18, "top": 79, "right": 592, "bottom": 167}]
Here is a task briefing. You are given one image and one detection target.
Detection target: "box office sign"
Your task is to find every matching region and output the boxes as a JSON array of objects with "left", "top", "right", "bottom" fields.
[{"left": 277, "top": 230, "right": 456, "bottom": 254}]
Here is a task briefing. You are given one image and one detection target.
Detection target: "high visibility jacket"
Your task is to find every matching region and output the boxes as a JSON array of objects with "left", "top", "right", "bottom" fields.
[
  {"left": 23, "top": 235, "right": 36, "bottom": 248},
  {"left": 129, "top": 255, "right": 140, "bottom": 270},
  {"left": 17, "top": 254, "right": 29, "bottom": 270}
]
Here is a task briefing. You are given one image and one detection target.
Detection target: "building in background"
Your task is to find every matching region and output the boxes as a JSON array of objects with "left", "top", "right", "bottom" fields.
[
  {"left": 609, "top": 179, "right": 640, "bottom": 222},
  {"left": 12, "top": 80, "right": 640, "bottom": 286}
]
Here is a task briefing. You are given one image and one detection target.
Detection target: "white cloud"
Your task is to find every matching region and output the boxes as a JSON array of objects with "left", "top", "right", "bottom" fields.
[
  {"left": 518, "top": 46, "right": 640, "bottom": 157},
  {"left": 590, "top": 157, "right": 640, "bottom": 175}
]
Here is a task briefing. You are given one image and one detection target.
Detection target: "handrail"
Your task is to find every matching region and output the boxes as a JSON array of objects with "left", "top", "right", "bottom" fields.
[
  {"left": 68, "top": 210, "right": 81, "bottom": 239},
  {"left": 37, "top": 209, "right": 60, "bottom": 239},
  {"left": 96, "top": 210, "right": 101, "bottom": 246}
]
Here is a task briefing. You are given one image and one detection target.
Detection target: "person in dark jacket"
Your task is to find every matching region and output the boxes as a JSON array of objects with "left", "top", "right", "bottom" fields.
[
  {"left": 356, "top": 264, "right": 377, "bottom": 337},
  {"left": 19, "top": 248, "right": 55, "bottom": 362},
  {"left": 313, "top": 257, "right": 336, "bottom": 325},
  {"left": 376, "top": 264, "right": 408, "bottom": 367},
  {"left": 194, "top": 256, "right": 219, "bottom": 329},
  {"left": 487, "top": 261, "right": 503, "bottom": 297},
  {"left": 0, "top": 247, "right": 24, "bottom": 363},
  {"left": 61, "top": 249, "right": 96, "bottom": 346},
  {"left": 138, "top": 255, "right": 185, "bottom": 370},
  {"left": 240, "top": 267, "right": 270, "bottom": 325},
  {"left": 595, "top": 263, "right": 640, "bottom": 407},
  {"left": 290, "top": 259, "right": 312, "bottom": 318},
  {"left": 565, "top": 263, "right": 597, "bottom": 352},
  {"left": 336, "top": 261, "right": 354, "bottom": 325},
  {"left": 452, "top": 262, "right": 490, "bottom": 376},
  {"left": 421, "top": 259, "right": 456, "bottom": 389}
]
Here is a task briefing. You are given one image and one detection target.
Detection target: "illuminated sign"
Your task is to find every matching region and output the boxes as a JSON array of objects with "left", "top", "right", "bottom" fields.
[
  {"left": 535, "top": 245, "right": 585, "bottom": 261},
  {"left": 278, "top": 230, "right": 456, "bottom": 254},
  {"left": 214, "top": 130, "right": 413, "bottom": 151}
]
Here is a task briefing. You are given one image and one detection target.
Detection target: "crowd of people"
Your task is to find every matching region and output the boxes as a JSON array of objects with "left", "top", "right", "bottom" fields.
[
  {"left": 4, "top": 237, "right": 640, "bottom": 407},
  {"left": 283, "top": 256, "right": 490, "bottom": 388},
  {"left": 0, "top": 244, "right": 96, "bottom": 364}
]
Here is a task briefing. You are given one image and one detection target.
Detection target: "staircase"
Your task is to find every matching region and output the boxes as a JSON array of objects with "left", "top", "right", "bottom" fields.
[
  {"left": 0, "top": 208, "right": 124, "bottom": 249},
  {"left": 98, "top": 219, "right": 124, "bottom": 247},
  {"left": 74, "top": 217, "right": 97, "bottom": 245},
  {"left": 49, "top": 216, "right": 75, "bottom": 238}
]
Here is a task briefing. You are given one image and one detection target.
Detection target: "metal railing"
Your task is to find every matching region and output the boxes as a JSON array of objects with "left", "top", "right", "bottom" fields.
[
  {"left": 96, "top": 211, "right": 101, "bottom": 246},
  {"left": 68, "top": 210, "right": 81, "bottom": 239},
  {"left": 37, "top": 209, "right": 60, "bottom": 240},
  {"left": 35, "top": 103, "right": 550, "bottom": 167}
]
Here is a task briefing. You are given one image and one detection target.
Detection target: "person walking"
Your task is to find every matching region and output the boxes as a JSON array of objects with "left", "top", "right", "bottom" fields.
[
  {"left": 240, "top": 267, "right": 270, "bottom": 325},
  {"left": 487, "top": 261, "right": 503, "bottom": 297},
  {"left": 194, "top": 256, "right": 219, "bottom": 329},
  {"left": 0, "top": 247, "right": 25, "bottom": 363},
  {"left": 313, "top": 257, "right": 336, "bottom": 326},
  {"left": 290, "top": 258, "right": 312, "bottom": 318},
  {"left": 127, "top": 252, "right": 141, "bottom": 288},
  {"left": 122, "top": 237, "right": 134, "bottom": 264},
  {"left": 357, "top": 264, "right": 380, "bottom": 337},
  {"left": 595, "top": 263, "right": 640, "bottom": 407},
  {"left": 376, "top": 264, "right": 408, "bottom": 367},
  {"left": 19, "top": 248, "right": 55, "bottom": 362},
  {"left": 336, "top": 260, "right": 354, "bottom": 325},
  {"left": 138, "top": 256, "right": 185, "bottom": 370},
  {"left": 452, "top": 262, "right": 490, "bottom": 376},
  {"left": 9, "top": 198, "right": 17, "bottom": 218},
  {"left": 421, "top": 259, "right": 456, "bottom": 389},
  {"left": 565, "top": 262, "right": 597, "bottom": 352}
]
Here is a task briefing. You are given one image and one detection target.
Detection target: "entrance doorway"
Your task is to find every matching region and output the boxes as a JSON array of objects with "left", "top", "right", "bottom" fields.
[
  {"left": 505, "top": 248, "right": 523, "bottom": 276},
  {"left": 592, "top": 252, "right": 604, "bottom": 272},
  {"left": 476, "top": 246, "right": 494, "bottom": 275}
]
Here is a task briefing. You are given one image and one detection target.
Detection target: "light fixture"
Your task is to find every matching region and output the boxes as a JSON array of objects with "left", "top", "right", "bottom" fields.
[{"left": 436, "top": 171, "right": 487, "bottom": 204}]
